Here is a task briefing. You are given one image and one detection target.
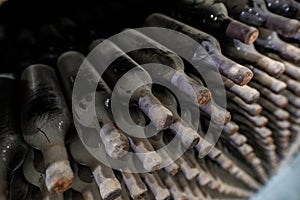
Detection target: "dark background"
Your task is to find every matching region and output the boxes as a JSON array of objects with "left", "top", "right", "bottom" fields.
[{"left": 0, "top": 0, "right": 171, "bottom": 74}]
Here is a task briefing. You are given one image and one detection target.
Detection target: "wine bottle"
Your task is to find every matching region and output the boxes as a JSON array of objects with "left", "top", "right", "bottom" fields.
[
  {"left": 158, "top": 171, "right": 187, "bottom": 200},
  {"left": 174, "top": 0, "right": 259, "bottom": 44},
  {"left": 145, "top": 132, "right": 180, "bottom": 175},
  {"left": 219, "top": 0, "right": 300, "bottom": 37},
  {"left": 259, "top": 97, "right": 290, "bottom": 120},
  {"left": 69, "top": 128, "right": 122, "bottom": 200},
  {"left": 227, "top": 104, "right": 268, "bottom": 127},
  {"left": 185, "top": 73, "right": 231, "bottom": 124},
  {"left": 262, "top": 52, "right": 300, "bottom": 81},
  {"left": 265, "top": 0, "right": 300, "bottom": 20},
  {"left": 57, "top": 51, "right": 123, "bottom": 199},
  {"left": 0, "top": 77, "right": 28, "bottom": 200},
  {"left": 120, "top": 170, "right": 148, "bottom": 199},
  {"left": 152, "top": 86, "right": 201, "bottom": 149},
  {"left": 248, "top": 81, "right": 288, "bottom": 108},
  {"left": 222, "top": 76, "right": 260, "bottom": 104},
  {"left": 246, "top": 65, "right": 287, "bottom": 93},
  {"left": 220, "top": 38, "right": 285, "bottom": 77},
  {"left": 280, "top": 74, "right": 300, "bottom": 96},
  {"left": 22, "top": 149, "right": 64, "bottom": 200},
  {"left": 144, "top": 13, "right": 254, "bottom": 86},
  {"left": 226, "top": 91, "right": 263, "bottom": 116},
  {"left": 140, "top": 173, "right": 170, "bottom": 200},
  {"left": 71, "top": 161, "right": 102, "bottom": 200},
  {"left": 255, "top": 28, "right": 300, "bottom": 65},
  {"left": 112, "top": 29, "right": 211, "bottom": 106},
  {"left": 57, "top": 51, "right": 130, "bottom": 159},
  {"left": 20, "top": 64, "right": 73, "bottom": 193},
  {"left": 150, "top": 130, "right": 196, "bottom": 175},
  {"left": 125, "top": 107, "right": 163, "bottom": 172},
  {"left": 89, "top": 39, "right": 173, "bottom": 130}
]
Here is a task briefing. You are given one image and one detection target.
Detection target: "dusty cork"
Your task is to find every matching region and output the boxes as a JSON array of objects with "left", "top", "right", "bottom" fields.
[{"left": 45, "top": 161, "right": 74, "bottom": 193}]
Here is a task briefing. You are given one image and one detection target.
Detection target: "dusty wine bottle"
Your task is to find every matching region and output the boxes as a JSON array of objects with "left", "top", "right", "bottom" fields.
[
  {"left": 265, "top": 0, "right": 300, "bottom": 20},
  {"left": 185, "top": 73, "right": 231, "bottom": 124},
  {"left": 112, "top": 29, "right": 211, "bottom": 106},
  {"left": 255, "top": 28, "right": 300, "bottom": 65},
  {"left": 251, "top": 51, "right": 300, "bottom": 81},
  {"left": 220, "top": 38, "right": 285, "bottom": 77},
  {"left": 143, "top": 13, "right": 253, "bottom": 86},
  {"left": 20, "top": 65, "right": 73, "bottom": 193},
  {"left": 123, "top": 107, "right": 163, "bottom": 172},
  {"left": 153, "top": 86, "right": 201, "bottom": 149},
  {"left": 158, "top": 171, "right": 187, "bottom": 200},
  {"left": 57, "top": 51, "right": 130, "bottom": 159},
  {"left": 0, "top": 77, "right": 28, "bottom": 200},
  {"left": 119, "top": 168, "right": 148, "bottom": 200},
  {"left": 89, "top": 39, "right": 173, "bottom": 130},
  {"left": 219, "top": 0, "right": 300, "bottom": 37},
  {"left": 71, "top": 161, "right": 102, "bottom": 200},
  {"left": 175, "top": 0, "right": 259, "bottom": 44},
  {"left": 23, "top": 149, "right": 64, "bottom": 200},
  {"left": 57, "top": 52, "right": 123, "bottom": 199},
  {"left": 246, "top": 65, "right": 287, "bottom": 93},
  {"left": 69, "top": 128, "right": 122, "bottom": 200},
  {"left": 140, "top": 173, "right": 170, "bottom": 200}
]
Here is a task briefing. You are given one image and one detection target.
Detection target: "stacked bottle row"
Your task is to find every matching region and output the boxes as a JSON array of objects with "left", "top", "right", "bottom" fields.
[
  {"left": 167, "top": 0, "right": 300, "bottom": 174},
  {"left": 1, "top": 0, "right": 300, "bottom": 199}
]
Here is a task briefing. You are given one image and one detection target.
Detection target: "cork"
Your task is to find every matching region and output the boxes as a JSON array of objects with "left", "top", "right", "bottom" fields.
[{"left": 45, "top": 160, "right": 74, "bottom": 193}]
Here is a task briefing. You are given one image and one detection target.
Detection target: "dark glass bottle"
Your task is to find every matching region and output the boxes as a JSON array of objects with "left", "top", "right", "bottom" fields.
[
  {"left": 89, "top": 39, "right": 174, "bottom": 130},
  {"left": 20, "top": 65, "right": 74, "bottom": 193},
  {"left": 266, "top": 0, "right": 300, "bottom": 20},
  {"left": 125, "top": 107, "right": 163, "bottom": 172},
  {"left": 220, "top": 37, "right": 285, "bottom": 77},
  {"left": 219, "top": 0, "right": 300, "bottom": 37},
  {"left": 57, "top": 51, "right": 130, "bottom": 159},
  {"left": 0, "top": 77, "right": 28, "bottom": 200},
  {"left": 69, "top": 128, "right": 122, "bottom": 200},
  {"left": 71, "top": 161, "right": 102, "bottom": 200},
  {"left": 22, "top": 149, "right": 64, "bottom": 199},
  {"left": 144, "top": 13, "right": 253, "bottom": 86},
  {"left": 255, "top": 28, "right": 300, "bottom": 65},
  {"left": 112, "top": 29, "right": 211, "bottom": 107},
  {"left": 174, "top": 0, "right": 259, "bottom": 44},
  {"left": 57, "top": 52, "right": 122, "bottom": 199}
]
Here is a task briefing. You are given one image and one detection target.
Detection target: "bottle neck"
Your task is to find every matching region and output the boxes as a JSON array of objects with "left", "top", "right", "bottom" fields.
[{"left": 92, "top": 164, "right": 122, "bottom": 200}]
